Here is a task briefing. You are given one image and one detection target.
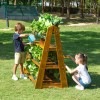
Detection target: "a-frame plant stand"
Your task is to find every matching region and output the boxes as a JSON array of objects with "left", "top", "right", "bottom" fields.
[{"left": 24, "top": 25, "right": 68, "bottom": 89}]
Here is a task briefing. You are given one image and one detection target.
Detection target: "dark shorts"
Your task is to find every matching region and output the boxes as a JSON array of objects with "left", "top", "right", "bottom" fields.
[{"left": 79, "top": 78, "right": 91, "bottom": 88}]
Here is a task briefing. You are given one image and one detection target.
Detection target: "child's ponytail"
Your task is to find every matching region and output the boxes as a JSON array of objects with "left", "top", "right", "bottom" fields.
[
  {"left": 77, "top": 53, "right": 88, "bottom": 70},
  {"left": 83, "top": 54, "right": 88, "bottom": 70}
]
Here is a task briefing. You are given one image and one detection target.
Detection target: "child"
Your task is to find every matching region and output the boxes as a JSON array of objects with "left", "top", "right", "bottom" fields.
[
  {"left": 65, "top": 53, "right": 91, "bottom": 90},
  {"left": 12, "top": 23, "right": 29, "bottom": 81}
]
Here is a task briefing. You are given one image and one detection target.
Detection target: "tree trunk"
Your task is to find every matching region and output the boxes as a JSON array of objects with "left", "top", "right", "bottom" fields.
[
  {"left": 90, "top": 0, "right": 92, "bottom": 14},
  {"left": 51, "top": 0, "right": 53, "bottom": 13},
  {"left": 54, "top": 0, "right": 56, "bottom": 6},
  {"left": 7, "top": 0, "right": 9, "bottom": 5},
  {"left": 28, "top": 0, "right": 32, "bottom": 6},
  {"left": 94, "top": 0, "right": 98, "bottom": 17},
  {"left": 14, "top": 0, "right": 17, "bottom": 5},
  {"left": 66, "top": 0, "right": 70, "bottom": 19},
  {"left": 96, "top": 4, "right": 99, "bottom": 24},
  {"left": 49, "top": 0, "right": 51, "bottom": 7},
  {"left": 61, "top": 0, "right": 64, "bottom": 16},
  {"left": 42, "top": 0, "right": 44, "bottom": 13},
  {"left": 76, "top": 0, "right": 79, "bottom": 8},
  {"left": 80, "top": 0, "right": 84, "bottom": 18},
  {"left": 44, "top": 1, "right": 46, "bottom": 6}
]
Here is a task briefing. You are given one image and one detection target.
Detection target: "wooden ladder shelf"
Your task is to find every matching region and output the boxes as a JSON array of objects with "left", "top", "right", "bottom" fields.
[{"left": 24, "top": 25, "right": 68, "bottom": 89}]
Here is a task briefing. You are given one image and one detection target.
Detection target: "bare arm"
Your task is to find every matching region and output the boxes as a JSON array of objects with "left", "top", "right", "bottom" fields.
[
  {"left": 19, "top": 34, "right": 29, "bottom": 38},
  {"left": 70, "top": 56, "right": 75, "bottom": 62},
  {"left": 65, "top": 65, "right": 77, "bottom": 74},
  {"left": 25, "top": 42, "right": 34, "bottom": 46},
  {"left": 23, "top": 42, "right": 33, "bottom": 46},
  {"left": 64, "top": 55, "right": 75, "bottom": 62}
]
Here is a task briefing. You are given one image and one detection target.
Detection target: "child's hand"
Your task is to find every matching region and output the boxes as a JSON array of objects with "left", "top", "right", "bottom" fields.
[
  {"left": 64, "top": 55, "right": 71, "bottom": 58},
  {"left": 65, "top": 65, "right": 72, "bottom": 73},
  {"left": 26, "top": 42, "right": 34, "bottom": 46},
  {"left": 66, "top": 55, "right": 71, "bottom": 58}
]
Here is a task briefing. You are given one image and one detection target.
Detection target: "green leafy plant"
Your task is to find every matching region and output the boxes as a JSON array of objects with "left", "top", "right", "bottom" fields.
[
  {"left": 30, "top": 13, "right": 62, "bottom": 38},
  {"left": 24, "top": 45, "right": 59, "bottom": 80},
  {"left": 24, "top": 60, "right": 38, "bottom": 79},
  {"left": 24, "top": 45, "right": 42, "bottom": 78}
]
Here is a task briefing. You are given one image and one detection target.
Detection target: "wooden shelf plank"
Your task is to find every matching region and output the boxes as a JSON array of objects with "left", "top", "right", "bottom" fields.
[
  {"left": 43, "top": 80, "right": 53, "bottom": 83},
  {"left": 35, "top": 41, "right": 56, "bottom": 51},
  {"left": 24, "top": 68, "right": 30, "bottom": 74},
  {"left": 49, "top": 44, "right": 56, "bottom": 51},
  {"left": 46, "top": 65, "right": 59, "bottom": 69},
  {"left": 32, "top": 59, "right": 40, "bottom": 67},
  {"left": 24, "top": 68, "right": 36, "bottom": 83},
  {"left": 46, "top": 62, "right": 56, "bottom": 65},
  {"left": 42, "top": 83, "right": 61, "bottom": 88},
  {"left": 28, "top": 75, "right": 36, "bottom": 83}
]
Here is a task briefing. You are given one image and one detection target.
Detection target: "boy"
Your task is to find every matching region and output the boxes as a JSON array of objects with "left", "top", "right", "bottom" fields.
[{"left": 12, "top": 23, "right": 29, "bottom": 81}]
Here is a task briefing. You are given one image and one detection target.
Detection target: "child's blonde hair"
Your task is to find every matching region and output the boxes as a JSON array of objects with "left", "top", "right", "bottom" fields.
[
  {"left": 15, "top": 23, "right": 25, "bottom": 31},
  {"left": 76, "top": 53, "right": 88, "bottom": 70}
]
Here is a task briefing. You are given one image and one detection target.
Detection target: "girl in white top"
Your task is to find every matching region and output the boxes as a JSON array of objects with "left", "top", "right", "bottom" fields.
[{"left": 65, "top": 53, "right": 91, "bottom": 90}]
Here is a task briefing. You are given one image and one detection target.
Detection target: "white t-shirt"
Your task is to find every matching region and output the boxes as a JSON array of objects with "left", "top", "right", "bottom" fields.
[{"left": 76, "top": 64, "right": 91, "bottom": 84}]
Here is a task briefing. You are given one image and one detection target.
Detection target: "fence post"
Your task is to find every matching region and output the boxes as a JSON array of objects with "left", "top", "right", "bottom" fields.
[
  {"left": 4, "top": 2, "right": 9, "bottom": 28},
  {"left": 6, "top": 17, "right": 9, "bottom": 28}
]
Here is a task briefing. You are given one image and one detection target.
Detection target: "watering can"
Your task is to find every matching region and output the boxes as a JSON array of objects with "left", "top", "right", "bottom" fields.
[{"left": 28, "top": 34, "right": 36, "bottom": 43}]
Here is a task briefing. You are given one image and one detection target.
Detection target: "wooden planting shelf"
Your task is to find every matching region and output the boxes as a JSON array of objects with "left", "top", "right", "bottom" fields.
[
  {"left": 24, "top": 25, "right": 68, "bottom": 89},
  {"left": 34, "top": 41, "right": 56, "bottom": 51}
]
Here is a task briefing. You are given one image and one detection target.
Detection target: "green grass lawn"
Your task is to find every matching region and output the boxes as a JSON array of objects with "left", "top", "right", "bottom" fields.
[{"left": 0, "top": 20, "right": 100, "bottom": 100}]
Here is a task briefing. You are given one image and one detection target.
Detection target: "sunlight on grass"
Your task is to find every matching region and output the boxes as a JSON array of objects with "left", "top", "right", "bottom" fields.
[{"left": 0, "top": 20, "right": 31, "bottom": 29}]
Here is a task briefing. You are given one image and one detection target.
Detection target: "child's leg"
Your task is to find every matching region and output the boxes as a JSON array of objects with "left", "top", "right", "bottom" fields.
[
  {"left": 72, "top": 73, "right": 84, "bottom": 90},
  {"left": 20, "top": 63, "right": 24, "bottom": 74},
  {"left": 13, "top": 64, "right": 19, "bottom": 75},
  {"left": 20, "top": 52, "right": 25, "bottom": 74},
  {"left": 20, "top": 63, "right": 27, "bottom": 79},
  {"left": 12, "top": 64, "right": 19, "bottom": 80},
  {"left": 72, "top": 73, "right": 82, "bottom": 86}
]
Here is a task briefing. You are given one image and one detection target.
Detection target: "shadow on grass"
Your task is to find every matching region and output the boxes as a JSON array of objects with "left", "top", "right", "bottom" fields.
[
  {"left": 67, "top": 72, "right": 100, "bottom": 89},
  {"left": 0, "top": 30, "right": 31, "bottom": 60},
  {"left": 61, "top": 31, "right": 100, "bottom": 66},
  {"left": 0, "top": 43, "right": 14, "bottom": 59},
  {"left": 0, "top": 30, "right": 100, "bottom": 67},
  {"left": 89, "top": 72, "right": 100, "bottom": 89},
  {"left": 67, "top": 73, "right": 75, "bottom": 87},
  {"left": 62, "top": 17, "right": 96, "bottom": 25},
  {"left": 0, "top": 32, "right": 14, "bottom": 60},
  {"left": 60, "top": 30, "right": 100, "bottom": 89}
]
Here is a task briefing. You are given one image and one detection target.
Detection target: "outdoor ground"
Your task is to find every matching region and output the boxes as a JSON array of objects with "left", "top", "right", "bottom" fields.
[{"left": 0, "top": 19, "right": 100, "bottom": 100}]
